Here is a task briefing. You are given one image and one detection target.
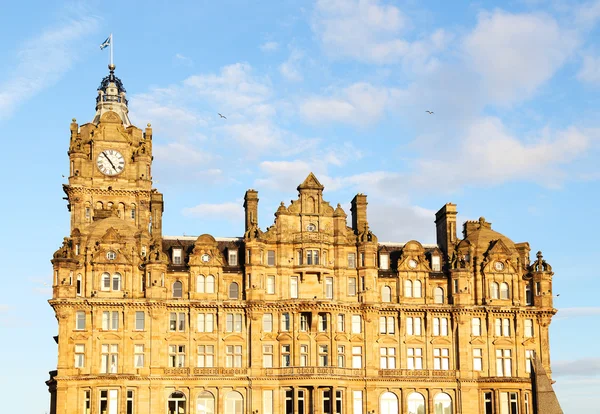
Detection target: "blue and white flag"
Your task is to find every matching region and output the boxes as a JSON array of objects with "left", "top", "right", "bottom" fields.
[{"left": 99, "top": 36, "right": 111, "bottom": 50}]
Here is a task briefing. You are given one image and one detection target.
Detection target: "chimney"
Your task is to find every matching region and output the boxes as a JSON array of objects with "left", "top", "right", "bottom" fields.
[
  {"left": 350, "top": 194, "right": 368, "bottom": 233},
  {"left": 244, "top": 190, "right": 259, "bottom": 232},
  {"left": 435, "top": 203, "right": 457, "bottom": 258}
]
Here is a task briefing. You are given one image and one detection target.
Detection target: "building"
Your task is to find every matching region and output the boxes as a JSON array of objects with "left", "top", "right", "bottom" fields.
[{"left": 47, "top": 64, "right": 563, "bottom": 414}]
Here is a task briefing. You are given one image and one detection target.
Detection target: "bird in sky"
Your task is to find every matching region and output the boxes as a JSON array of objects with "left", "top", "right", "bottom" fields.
[
  {"left": 425, "top": 110, "right": 434, "bottom": 114},
  {"left": 218, "top": 113, "right": 227, "bottom": 119}
]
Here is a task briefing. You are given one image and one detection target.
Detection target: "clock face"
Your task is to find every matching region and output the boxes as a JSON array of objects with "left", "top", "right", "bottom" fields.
[
  {"left": 201, "top": 254, "right": 211, "bottom": 263},
  {"left": 97, "top": 149, "right": 125, "bottom": 176},
  {"left": 408, "top": 259, "right": 418, "bottom": 269},
  {"left": 494, "top": 261, "right": 504, "bottom": 271}
]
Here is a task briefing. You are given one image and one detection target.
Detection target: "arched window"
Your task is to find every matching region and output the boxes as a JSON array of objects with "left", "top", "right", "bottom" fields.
[
  {"left": 414, "top": 280, "right": 422, "bottom": 298},
  {"left": 101, "top": 273, "right": 111, "bottom": 291},
  {"left": 500, "top": 282, "right": 509, "bottom": 299},
  {"left": 407, "top": 392, "right": 425, "bottom": 414},
  {"left": 168, "top": 391, "right": 186, "bottom": 414},
  {"left": 118, "top": 202, "right": 125, "bottom": 219},
  {"left": 172, "top": 281, "right": 183, "bottom": 298},
  {"left": 405, "top": 280, "right": 413, "bottom": 297},
  {"left": 197, "top": 275, "right": 205, "bottom": 293},
  {"left": 380, "top": 391, "right": 398, "bottom": 414},
  {"left": 196, "top": 391, "right": 215, "bottom": 414},
  {"left": 382, "top": 286, "right": 392, "bottom": 303},
  {"left": 525, "top": 284, "right": 533, "bottom": 305},
  {"left": 224, "top": 391, "right": 243, "bottom": 414},
  {"left": 434, "top": 287, "right": 444, "bottom": 304},
  {"left": 206, "top": 275, "right": 215, "bottom": 293},
  {"left": 112, "top": 273, "right": 121, "bottom": 291},
  {"left": 490, "top": 282, "right": 499, "bottom": 299},
  {"left": 434, "top": 393, "right": 452, "bottom": 414},
  {"left": 229, "top": 282, "right": 239, "bottom": 299}
]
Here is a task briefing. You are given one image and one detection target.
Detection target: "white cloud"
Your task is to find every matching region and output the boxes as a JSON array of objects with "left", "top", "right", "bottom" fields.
[
  {"left": 369, "top": 204, "right": 436, "bottom": 243},
  {"left": 553, "top": 358, "right": 600, "bottom": 377},
  {"left": 260, "top": 41, "right": 279, "bottom": 52},
  {"left": 556, "top": 307, "right": 600, "bottom": 319},
  {"left": 153, "top": 142, "right": 213, "bottom": 166},
  {"left": 0, "top": 14, "right": 100, "bottom": 120},
  {"left": 254, "top": 160, "right": 315, "bottom": 191},
  {"left": 577, "top": 52, "right": 600, "bottom": 85},
  {"left": 182, "top": 202, "right": 244, "bottom": 221},
  {"left": 300, "top": 82, "right": 393, "bottom": 125},
  {"left": 279, "top": 50, "right": 304, "bottom": 82},
  {"left": 463, "top": 10, "right": 579, "bottom": 105}
]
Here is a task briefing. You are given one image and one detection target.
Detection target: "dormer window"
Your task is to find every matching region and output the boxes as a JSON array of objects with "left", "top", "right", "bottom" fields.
[
  {"left": 172, "top": 248, "right": 182, "bottom": 265},
  {"left": 228, "top": 249, "right": 238, "bottom": 266},
  {"left": 379, "top": 253, "right": 389, "bottom": 270},
  {"left": 432, "top": 255, "right": 441, "bottom": 272},
  {"left": 106, "top": 251, "right": 116, "bottom": 260}
]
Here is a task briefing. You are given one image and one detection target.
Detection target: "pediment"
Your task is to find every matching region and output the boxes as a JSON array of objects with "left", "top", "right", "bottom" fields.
[
  {"left": 315, "top": 333, "right": 330, "bottom": 342},
  {"left": 492, "top": 337, "right": 514, "bottom": 346},
  {"left": 102, "top": 333, "right": 122, "bottom": 341},
  {"left": 277, "top": 333, "right": 293, "bottom": 341},
  {"left": 298, "top": 172, "right": 324, "bottom": 190},
  {"left": 488, "top": 239, "right": 512, "bottom": 256},
  {"left": 405, "top": 337, "right": 426, "bottom": 345},
  {"left": 130, "top": 333, "right": 145, "bottom": 341},
  {"left": 223, "top": 334, "right": 244, "bottom": 342},
  {"left": 522, "top": 337, "right": 536, "bottom": 346},
  {"left": 430, "top": 337, "right": 452, "bottom": 345},
  {"left": 376, "top": 336, "right": 399, "bottom": 345},
  {"left": 196, "top": 334, "right": 217, "bottom": 342},
  {"left": 100, "top": 111, "right": 122, "bottom": 124},
  {"left": 102, "top": 227, "right": 122, "bottom": 243},
  {"left": 262, "top": 333, "right": 276, "bottom": 341},
  {"left": 296, "top": 333, "right": 311, "bottom": 341},
  {"left": 334, "top": 333, "right": 349, "bottom": 342},
  {"left": 70, "top": 333, "right": 90, "bottom": 342},
  {"left": 166, "top": 333, "right": 188, "bottom": 342},
  {"left": 470, "top": 336, "right": 486, "bottom": 345},
  {"left": 349, "top": 334, "right": 364, "bottom": 342}
]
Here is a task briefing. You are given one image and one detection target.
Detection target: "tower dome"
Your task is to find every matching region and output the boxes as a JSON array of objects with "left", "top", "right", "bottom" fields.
[{"left": 92, "top": 64, "right": 131, "bottom": 126}]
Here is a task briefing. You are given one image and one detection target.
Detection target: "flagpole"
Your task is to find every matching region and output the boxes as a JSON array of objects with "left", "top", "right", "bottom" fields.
[{"left": 110, "top": 33, "right": 113, "bottom": 66}]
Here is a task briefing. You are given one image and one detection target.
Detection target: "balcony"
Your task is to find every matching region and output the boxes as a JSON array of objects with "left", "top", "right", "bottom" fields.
[
  {"left": 264, "top": 366, "right": 364, "bottom": 377},
  {"left": 378, "top": 369, "right": 457, "bottom": 378}
]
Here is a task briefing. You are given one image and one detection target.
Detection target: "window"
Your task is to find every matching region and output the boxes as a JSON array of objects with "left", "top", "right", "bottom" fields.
[
  {"left": 297, "top": 250, "right": 303, "bottom": 265},
  {"left": 380, "top": 347, "right": 396, "bottom": 369},
  {"left": 101, "top": 273, "right": 111, "bottom": 291},
  {"left": 360, "top": 252, "right": 365, "bottom": 267},
  {"left": 406, "top": 317, "right": 422, "bottom": 336},
  {"left": 135, "top": 311, "right": 145, "bottom": 330},
  {"left": 168, "top": 345, "right": 186, "bottom": 367},
  {"left": 197, "top": 313, "right": 214, "bottom": 333},
  {"left": 379, "top": 316, "right": 395, "bottom": 334},
  {"left": 84, "top": 390, "right": 91, "bottom": 414},
  {"left": 131, "top": 206, "right": 136, "bottom": 220},
  {"left": 433, "top": 348, "right": 450, "bottom": 370},
  {"left": 300, "top": 344, "right": 309, "bottom": 367},
  {"left": 281, "top": 344, "right": 291, "bottom": 367},
  {"left": 348, "top": 277, "right": 357, "bottom": 296},
  {"left": 525, "top": 349, "right": 534, "bottom": 374},
  {"left": 352, "top": 346, "right": 362, "bottom": 368},
  {"left": 263, "top": 345, "right": 273, "bottom": 368},
  {"left": 228, "top": 249, "right": 238, "bottom": 266},
  {"left": 500, "top": 392, "right": 519, "bottom": 414},
  {"left": 76, "top": 274, "right": 82, "bottom": 296},
  {"left": 266, "top": 275, "right": 275, "bottom": 294},
  {"left": 306, "top": 249, "right": 319, "bottom": 265},
  {"left": 433, "top": 317, "right": 449, "bottom": 336},
  {"left": 524, "top": 393, "right": 531, "bottom": 414},
  {"left": 407, "top": 393, "right": 425, "bottom": 414},
  {"left": 524, "top": 318, "right": 533, "bottom": 338},
  {"left": 318, "top": 313, "right": 328, "bottom": 332},
  {"left": 112, "top": 273, "right": 121, "bottom": 291},
  {"left": 380, "top": 253, "right": 389, "bottom": 270},
  {"left": 484, "top": 392, "right": 494, "bottom": 414},
  {"left": 106, "top": 251, "right": 116, "bottom": 260},
  {"left": 100, "top": 344, "right": 118, "bottom": 373},
  {"left": 290, "top": 276, "right": 298, "bottom": 298},
  {"left": 197, "top": 345, "right": 214, "bottom": 367},
  {"left": 226, "top": 345, "right": 242, "bottom": 368},
  {"left": 491, "top": 282, "right": 499, "bottom": 299},
  {"left": 263, "top": 314, "right": 273, "bottom": 332},
  {"left": 74, "top": 344, "right": 85, "bottom": 368},
  {"left": 323, "top": 389, "right": 332, "bottom": 414},
  {"left": 134, "top": 344, "right": 144, "bottom": 368},
  {"left": 172, "top": 248, "right": 182, "bottom": 265},
  {"left": 172, "top": 281, "right": 183, "bottom": 298},
  {"left": 525, "top": 284, "right": 533, "bottom": 305},
  {"left": 407, "top": 347, "right": 423, "bottom": 369},
  {"left": 281, "top": 313, "right": 291, "bottom": 331},
  {"left": 496, "top": 349, "right": 512, "bottom": 376},
  {"left": 472, "top": 317, "right": 481, "bottom": 336},
  {"left": 169, "top": 312, "right": 186, "bottom": 332},
  {"left": 76, "top": 311, "right": 86, "bottom": 330},
  {"left": 380, "top": 391, "right": 398, "bottom": 414},
  {"left": 434, "top": 393, "right": 453, "bottom": 414},
  {"left": 229, "top": 282, "right": 239, "bottom": 299},
  {"left": 434, "top": 287, "right": 444, "bottom": 304},
  {"left": 337, "top": 314, "right": 345, "bottom": 332},
  {"left": 500, "top": 282, "right": 510, "bottom": 299},
  {"left": 262, "top": 390, "right": 273, "bottom": 414},
  {"left": 353, "top": 391, "right": 363, "bottom": 414},
  {"left": 381, "top": 286, "right": 392, "bottom": 303},
  {"left": 168, "top": 392, "right": 186, "bottom": 414},
  {"left": 226, "top": 313, "right": 242, "bottom": 332},
  {"left": 432, "top": 255, "right": 441, "bottom": 271},
  {"left": 495, "top": 318, "right": 511, "bottom": 337},
  {"left": 337, "top": 345, "right": 345, "bottom": 367},
  {"left": 99, "top": 390, "right": 119, "bottom": 414},
  {"left": 102, "top": 311, "right": 119, "bottom": 330},
  {"left": 414, "top": 280, "right": 422, "bottom": 297},
  {"left": 318, "top": 344, "right": 329, "bottom": 366},
  {"left": 196, "top": 275, "right": 205, "bottom": 293},
  {"left": 473, "top": 348, "right": 483, "bottom": 371},
  {"left": 267, "top": 250, "right": 275, "bottom": 266},
  {"left": 325, "top": 277, "right": 333, "bottom": 299},
  {"left": 453, "top": 279, "right": 459, "bottom": 294},
  {"left": 351, "top": 314, "right": 362, "bottom": 334},
  {"left": 405, "top": 280, "right": 413, "bottom": 297},
  {"left": 348, "top": 253, "right": 356, "bottom": 268},
  {"left": 299, "top": 312, "right": 310, "bottom": 331}
]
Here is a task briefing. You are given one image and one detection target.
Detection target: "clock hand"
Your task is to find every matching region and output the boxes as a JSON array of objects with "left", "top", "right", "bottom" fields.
[{"left": 102, "top": 151, "right": 117, "bottom": 171}]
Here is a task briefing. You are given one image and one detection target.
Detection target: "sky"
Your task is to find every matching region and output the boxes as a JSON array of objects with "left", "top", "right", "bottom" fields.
[{"left": 0, "top": 0, "right": 599, "bottom": 412}]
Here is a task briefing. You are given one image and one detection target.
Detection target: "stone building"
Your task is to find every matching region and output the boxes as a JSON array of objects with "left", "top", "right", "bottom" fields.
[{"left": 47, "top": 65, "right": 563, "bottom": 414}]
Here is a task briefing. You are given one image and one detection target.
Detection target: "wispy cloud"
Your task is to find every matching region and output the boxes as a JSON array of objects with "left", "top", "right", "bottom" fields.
[
  {"left": 0, "top": 12, "right": 100, "bottom": 120},
  {"left": 260, "top": 41, "right": 279, "bottom": 52},
  {"left": 280, "top": 49, "right": 304, "bottom": 82},
  {"left": 174, "top": 53, "right": 193, "bottom": 66},
  {"left": 556, "top": 307, "right": 600, "bottom": 319},
  {"left": 553, "top": 358, "right": 600, "bottom": 377},
  {"left": 182, "top": 202, "right": 244, "bottom": 221}
]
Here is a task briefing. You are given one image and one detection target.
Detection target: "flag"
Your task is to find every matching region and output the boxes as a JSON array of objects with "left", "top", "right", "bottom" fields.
[{"left": 100, "top": 36, "right": 111, "bottom": 50}]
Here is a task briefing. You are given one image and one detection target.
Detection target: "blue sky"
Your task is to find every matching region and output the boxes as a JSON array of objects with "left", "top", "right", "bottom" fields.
[{"left": 0, "top": 0, "right": 599, "bottom": 412}]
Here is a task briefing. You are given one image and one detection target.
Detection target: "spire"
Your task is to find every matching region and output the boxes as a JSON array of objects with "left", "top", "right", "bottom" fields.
[{"left": 92, "top": 64, "right": 131, "bottom": 127}]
